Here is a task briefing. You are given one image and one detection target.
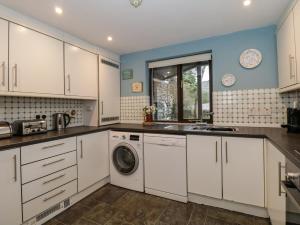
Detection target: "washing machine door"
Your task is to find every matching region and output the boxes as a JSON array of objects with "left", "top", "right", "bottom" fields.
[{"left": 112, "top": 143, "right": 139, "bottom": 175}]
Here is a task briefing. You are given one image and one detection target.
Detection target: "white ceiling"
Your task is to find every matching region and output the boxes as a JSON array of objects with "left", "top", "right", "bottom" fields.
[{"left": 0, "top": 0, "right": 292, "bottom": 55}]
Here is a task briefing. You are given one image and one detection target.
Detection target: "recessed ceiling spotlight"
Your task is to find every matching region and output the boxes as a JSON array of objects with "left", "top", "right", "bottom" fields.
[
  {"left": 107, "top": 36, "right": 113, "bottom": 42},
  {"left": 130, "top": 0, "right": 142, "bottom": 8},
  {"left": 55, "top": 6, "right": 63, "bottom": 15},
  {"left": 243, "top": 0, "right": 252, "bottom": 7}
]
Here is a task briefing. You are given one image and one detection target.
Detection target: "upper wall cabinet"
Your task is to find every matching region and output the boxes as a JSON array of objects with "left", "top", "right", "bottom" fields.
[
  {"left": 277, "top": 1, "right": 300, "bottom": 92},
  {"left": 0, "top": 19, "right": 8, "bottom": 93},
  {"left": 64, "top": 43, "right": 98, "bottom": 99},
  {"left": 9, "top": 23, "right": 64, "bottom": 95},
  {"left": 99, "top": 57, "right": 120, "bottom": 125}
]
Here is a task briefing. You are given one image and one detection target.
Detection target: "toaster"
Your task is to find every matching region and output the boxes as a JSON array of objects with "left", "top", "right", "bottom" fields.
[
  {"left": 12, "top": 119, "right": 47, "bottom": 136},
  {"left": 0, "top": 121, "right": 13, "bottom": 139}
]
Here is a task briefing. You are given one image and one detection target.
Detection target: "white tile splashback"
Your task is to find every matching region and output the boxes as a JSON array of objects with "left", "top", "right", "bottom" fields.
[
  {"left": 213, "top": 88, "right": 299, "bottom": 127},
  {"left": 121, "top": 96, "right": 150, "bottom": 123},
  {"left": 121, "top": 88, "right": 300, "bottom": 127},
  {"left": 0, "top": 96, "right": 84, "bottom": 130}
]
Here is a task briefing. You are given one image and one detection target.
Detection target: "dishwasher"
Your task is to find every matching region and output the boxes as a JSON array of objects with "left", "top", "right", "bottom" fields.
[{"left": 144, "top": 133, "right": 187, "bottom": 202}]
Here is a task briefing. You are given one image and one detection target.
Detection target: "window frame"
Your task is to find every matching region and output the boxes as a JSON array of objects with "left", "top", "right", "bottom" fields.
[{"left": 149, "top": 60, "right": 213, "bottom": 123}]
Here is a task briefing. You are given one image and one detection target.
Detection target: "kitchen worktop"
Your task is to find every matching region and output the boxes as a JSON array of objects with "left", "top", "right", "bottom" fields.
[{"left": 1, "top": 123, "right": 300, "bottom": 169}]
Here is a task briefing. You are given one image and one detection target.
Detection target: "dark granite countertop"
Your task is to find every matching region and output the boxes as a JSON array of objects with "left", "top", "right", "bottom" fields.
[{"left": 0, "top": 123, "right": 300, "bottom": 170}]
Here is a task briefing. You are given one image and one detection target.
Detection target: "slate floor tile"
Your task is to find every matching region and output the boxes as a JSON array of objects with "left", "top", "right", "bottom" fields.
[{"left": 45, "top": 185, "right": 269, "bottom": 225}]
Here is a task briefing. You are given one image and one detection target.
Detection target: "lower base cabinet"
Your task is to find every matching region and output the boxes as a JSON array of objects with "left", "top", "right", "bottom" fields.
[
  {"left": 0, "top": 148, "right": 22, "bottom": 225},
  {"left": 77, "top": 131, "right": 109, "bottom": 192},
  {"left": 267, "top": 142, "right": 286, "bottom": 225},
  {"left": 187, "top": 135, "right": 265, "bottom": 207}
]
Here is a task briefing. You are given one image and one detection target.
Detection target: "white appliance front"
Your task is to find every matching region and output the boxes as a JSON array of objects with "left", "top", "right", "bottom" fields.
[{"left": 109, "top": 131, "right": 144, "bottom": 192}]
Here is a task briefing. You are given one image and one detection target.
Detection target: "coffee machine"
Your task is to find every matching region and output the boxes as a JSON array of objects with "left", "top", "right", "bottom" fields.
[{"left": 286, "top": 107, "right": 300, "bottom": 133}]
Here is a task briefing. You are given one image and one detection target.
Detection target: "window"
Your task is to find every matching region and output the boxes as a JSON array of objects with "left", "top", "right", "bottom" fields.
[{"left": 149, "top": 53, "right": 212, "bottom": 123}]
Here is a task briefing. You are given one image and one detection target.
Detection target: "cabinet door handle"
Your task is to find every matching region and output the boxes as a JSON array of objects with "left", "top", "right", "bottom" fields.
[
  {"left": 43, "top": 174, "right": 66, "bottom": 185},
  {"left": 43, "top": 190, "right": 65, "bottom": 202},
  {"left": 13, "top": 155, "right": 17, "bottom": 182},
  {"left": 289, "top": 55, "right": 296, "bottom": 80},
  {"left": 1, "top": 61, "right": 5, "bottom": 86},
  {"left": 101, "top": 101, "right": 104, "bottom": 115},
  {"left": 13, "top": 64, "right": 18, "bottom": 87},
  {"left": 80, "top": 140, "right": 83, "bottom": 158},
  {"left": 42, "top": 143, "right": 65, "bottom": 150},
  {"left": 215, "top": 141, "right": 218, "bottom": 163},
  {"left": 67, "top": 74, "right": 71, "bottom": 92},
  {"left": 42, "top": 158, "right": 65, "bottom": 167},
  {"left": 278, "top": 162, "right": 286, "bottom": 196},
  {"left": 225, "top": 141, "right": 228, "bottom": 164}
]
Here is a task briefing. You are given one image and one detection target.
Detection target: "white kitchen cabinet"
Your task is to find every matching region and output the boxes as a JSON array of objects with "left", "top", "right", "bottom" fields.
[
  {"left": 99, "top": 57, "right": 120, "bottom": 125},
  {"left": 0, "top": 148, "right": 22, "bottom": 225},
  {"left": 222, "top": 137, "right": 265, "bottom": 207},
  {"left": 187, "top": 135, "right": 222, "bottom": 199},
  {"left": 294, "top": 0, "right": 300, "bottom": 85},
  {"left": 0, "top": 19, "right": 8, "bottom": 93},
  {"left": 77, "top": 131, "right": 109, "bottom": 192},
  {"left": 9, "top": 23, "right": 64, "bottom": 95},
  {"left": 65, "top": 43, "right": 98, "bottom": 99},
  {"left": 277, "top": 11, "right": 297, "bottom": 89},
  {"left": 267, "top": 141, "right": 286, "bottom": 225}
]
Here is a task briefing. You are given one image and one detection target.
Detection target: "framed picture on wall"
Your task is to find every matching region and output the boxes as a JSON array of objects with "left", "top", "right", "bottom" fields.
[{"left": 131, "top": 82, "right": 143, "bottom": 93}]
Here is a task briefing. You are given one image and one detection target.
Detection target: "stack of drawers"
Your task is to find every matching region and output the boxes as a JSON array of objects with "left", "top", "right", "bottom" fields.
[{"left": 21, "top": 137, "right": 78, "bottom": 221}]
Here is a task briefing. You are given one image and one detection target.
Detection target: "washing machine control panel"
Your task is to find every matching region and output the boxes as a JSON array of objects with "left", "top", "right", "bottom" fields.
[{"left": 130, "top": 135, "right": 140, "bottom": 141}]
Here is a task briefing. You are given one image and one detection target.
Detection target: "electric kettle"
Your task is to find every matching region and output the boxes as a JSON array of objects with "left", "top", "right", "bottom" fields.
[{"left": 53, "top": 113, "right": 71, "bottom": 130}]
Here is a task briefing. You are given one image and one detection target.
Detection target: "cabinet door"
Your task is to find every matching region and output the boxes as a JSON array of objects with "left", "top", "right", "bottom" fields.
[
  {"left": 0, "top": 19, "right": 8, "bottom": 93},
  {"left": 0, "top": 148, "right": 22, "bottom": 225},
  {"left": 222, "top": 137, "right": 265, "bottom": 207},
  {"left": 294, "top": 1, "right": 300, "bottom": 84},
  {"left": 187, "top": 135, "right": 222, "bottom": 199},
  {"left": 77, "top": 131, "right": 109, "bottom": 192},
  {"left": 9, "top": 23, "right": 64, "bottom": 95},
  {"left": 277, "top": 11, "right": 297, "bottom": 89},
  {"left": 99, "top": 57, "right": 120, "bottom": 125},
  {"left": 65, "top": 44, "right": 98, "bottom": 98},
  {"left": 267, "top": 142, "right": 286, "bottom": 225}
]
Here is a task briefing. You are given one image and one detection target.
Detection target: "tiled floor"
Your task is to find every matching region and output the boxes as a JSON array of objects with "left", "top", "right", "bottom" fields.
[{"left": 45, "top": 185, "right": 270, "bottom": 225}]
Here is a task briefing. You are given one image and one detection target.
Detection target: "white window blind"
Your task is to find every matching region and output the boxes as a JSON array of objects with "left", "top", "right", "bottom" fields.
[{"left": 148, "top": 53, "right": 212, "bottom": 69}]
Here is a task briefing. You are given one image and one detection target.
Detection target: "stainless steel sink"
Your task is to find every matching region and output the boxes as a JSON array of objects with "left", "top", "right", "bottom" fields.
[{"left": 189, "top": 126, "right": 238, "bottom": 132}]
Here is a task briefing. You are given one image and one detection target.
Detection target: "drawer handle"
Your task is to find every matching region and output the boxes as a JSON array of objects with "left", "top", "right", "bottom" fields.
[
  {"left": 13, "top": 155, "right": 17, "bottom": 182},
  {"left": 42, "top": 143, "right": 65, "bottom": 150},
  {"left": 278, "top": 162, "right": 286, "bottom": 196},
  {"left": 42, "top": 158, "right": 65, "bottom": 167},
  {"left": 43, "top": 174, "right": 66, "bottom": 185},
  {"left": 225, "top": 141, "right": 228, "bottom": 164},
  {"left": 43, "top": 190, "right": 66, "bottom": 202},
  {"left": 215, "top": 141, "right": 218, "bottom": 163}
]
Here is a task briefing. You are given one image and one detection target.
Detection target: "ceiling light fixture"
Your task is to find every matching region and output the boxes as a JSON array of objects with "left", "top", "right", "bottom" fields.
[
  {"left": 130, "top": 0, "right": 142, "bottom": 8},
  {"left": 243, "top": 0, "right": 252, "bottom": 7},
  {"left": 55, "top": 6, "right": 63, "bottom": 15},
  {"left": 107, "top": 36, "right": 113, "bottom": 42}
]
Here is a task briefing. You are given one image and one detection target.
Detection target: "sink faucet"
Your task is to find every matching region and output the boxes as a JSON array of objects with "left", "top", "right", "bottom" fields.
[{"left": 190, "top": 112, "right": 214, "bottom": 125}]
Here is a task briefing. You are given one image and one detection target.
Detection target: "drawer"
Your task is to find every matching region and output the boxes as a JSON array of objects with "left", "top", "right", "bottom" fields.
[
  {"left": 21, "top": 137, "right": 77, "bottom": 165},
  {"left": 144, "top": 134, "right": 186, "bottom": 147},
  {"left": 22, "top": 151, "right": 77, "bottom": 184},
  {"left": 22, "top": 166, "right": 77, "bottom": 203},
  {"left": 23, "top": 180, "right": 77, "bottom": 221}
]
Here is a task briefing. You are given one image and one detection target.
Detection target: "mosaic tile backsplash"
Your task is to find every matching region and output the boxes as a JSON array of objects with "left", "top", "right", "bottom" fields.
[
  {"left": 121, "top": 96, "right": 150, "bottom": 123},
  {"left": 0, "top": 96, "right": 84, "bottom": 130},
  {"left": 121, "top": 88, "right": 300, "bottom": 127}
]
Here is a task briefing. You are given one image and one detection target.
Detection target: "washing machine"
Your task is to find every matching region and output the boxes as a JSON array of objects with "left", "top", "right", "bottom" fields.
[{"left": 109, "top": 131, "right": 144, "bottom": 192}]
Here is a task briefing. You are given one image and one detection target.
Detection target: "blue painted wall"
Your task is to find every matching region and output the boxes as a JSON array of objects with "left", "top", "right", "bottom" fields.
[{"left": 120, "top": 26, "right": 278, "bottom": 96}]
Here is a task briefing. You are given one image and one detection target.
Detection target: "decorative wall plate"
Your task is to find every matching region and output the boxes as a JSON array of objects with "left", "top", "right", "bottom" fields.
[
  {"left": 131, "top": 82, "right": 143, "bottom": 93},
  {"left": 222, "top": 74, "right": 236, "bottom": 87},
  {"left": 240, "top": 49, "right": 262, "bottom": 69}
]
